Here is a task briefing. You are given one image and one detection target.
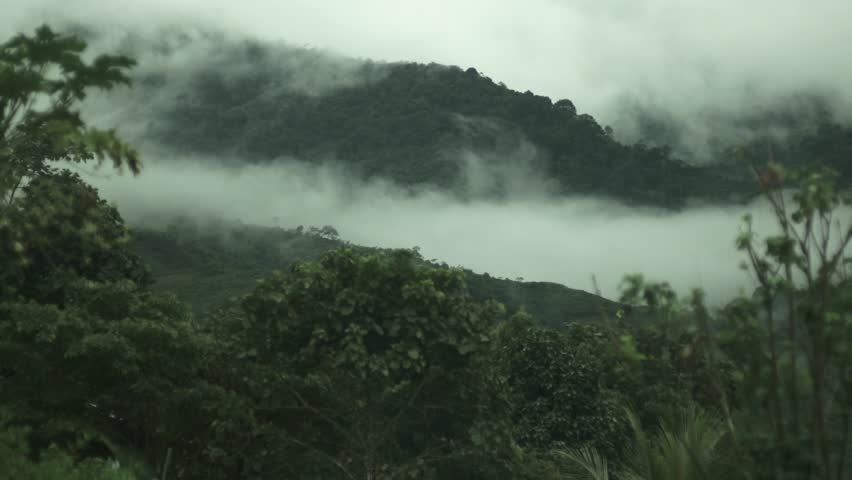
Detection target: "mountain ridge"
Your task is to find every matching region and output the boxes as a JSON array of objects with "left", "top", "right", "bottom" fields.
[{"left": 129, "top": 219, "right": 638, "bottom": 328}]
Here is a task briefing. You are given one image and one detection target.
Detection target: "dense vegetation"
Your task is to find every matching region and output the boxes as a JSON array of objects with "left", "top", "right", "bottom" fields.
[
  {"left": 131, "top": 36, "right": 852, "bottom": 208},
  {"left": 2, "top": 25, "right": 851, "bottom": 480},
  {"left": 126, "top": 36, "right": 760, "bottom": 208}
]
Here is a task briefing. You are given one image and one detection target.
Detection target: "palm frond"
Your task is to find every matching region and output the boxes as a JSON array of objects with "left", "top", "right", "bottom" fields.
[{"left": 555, "top": 446, "right": 611, "bottom": 480}]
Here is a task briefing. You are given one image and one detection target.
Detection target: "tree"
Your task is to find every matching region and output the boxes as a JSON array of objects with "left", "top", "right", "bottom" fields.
[
  {"left": 221, "top": 247, "right": 516, "bottom": 478},
  {"left": 494, "top": 314, "right": 627, "bottom": 458},
  {"left": 554, "top": 99, "right": 577, "bottom": 115},
  {"left": 0, "top": 419, "right": 144, "bottom": 480},
  {"left": 726, "top": 155, "right": 852, "bottom": 479},
  {"left": 0, "top": 171, "right": 234, "bottom": 480},
  {"left": 0, "top": 171, "right": 151, "bottom": 303},
  {"left": 0, "top": 26, "right": 226, "bottom": 480},
  {"left": 0, "top": 24, "right": 140, "bottom": 209},
  {"left": 307, "top": 224, "right": 340, "bottom": 240},
  {"left": 604, "top": 158, "right": 852, "bottom": 480}
]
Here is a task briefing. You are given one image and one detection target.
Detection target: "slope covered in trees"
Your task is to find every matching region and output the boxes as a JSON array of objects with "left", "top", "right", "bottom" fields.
[
  {"left": 128, "top": 220, "right": 628, "bottom": 327},
  {"left": 132, "top": 35, "right": 852, "bottom": 207},
  {"left": 120, "top": 37, "right": 755, "bottom": 207}
]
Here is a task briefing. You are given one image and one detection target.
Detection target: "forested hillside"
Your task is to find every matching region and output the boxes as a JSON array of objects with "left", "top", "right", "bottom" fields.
[
  {"left": 122, "top": 37, "right": 758, "bottom": 207},
  {"left": 128, "top": 220, "right": 628, "bottom": 326},
  {"left": 120, "top": 35, "right": 852, "bottom": 207}
]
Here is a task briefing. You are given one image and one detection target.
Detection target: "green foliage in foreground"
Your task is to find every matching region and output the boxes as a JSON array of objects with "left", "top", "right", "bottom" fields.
[
  {"left": 0, "top": 418, "right": 149, "bottom": 480},
  {"left": 0, "top": 438, "right": 134, "bottom": 480},
  {"left": 495, "top": 315, "right": 628, "bottom": 457},
  {"left": 557, "top": 405, "right": 728, "bottom": 480},
  {"left": 203, "top": 247, "right": 518, "bottom": 478}
]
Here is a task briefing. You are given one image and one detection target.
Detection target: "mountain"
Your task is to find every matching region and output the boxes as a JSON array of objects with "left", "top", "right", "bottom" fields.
[
  {"left": 129, "top": 220, "right": 634, "bottom": 328},
  {"left": 78, "top": 30, "right": 850, "bottom": 210},
  {"left": 113, "top": 35, "right": 764, "bottom": 208}
]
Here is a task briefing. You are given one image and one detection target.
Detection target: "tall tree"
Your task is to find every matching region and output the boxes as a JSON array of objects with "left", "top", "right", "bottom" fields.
[{"left": 0, "top": 24, "right": 139, "bottom": 208}]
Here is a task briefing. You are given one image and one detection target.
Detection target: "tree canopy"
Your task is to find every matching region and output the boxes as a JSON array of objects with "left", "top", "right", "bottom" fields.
[{"left": 0, "top": 24, "right": 139, "bottom": 209}]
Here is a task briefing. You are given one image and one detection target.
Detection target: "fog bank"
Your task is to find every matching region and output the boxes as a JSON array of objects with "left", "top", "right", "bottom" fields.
[{"left": 74, "top": 154, "right": 797, "bottom": 306}]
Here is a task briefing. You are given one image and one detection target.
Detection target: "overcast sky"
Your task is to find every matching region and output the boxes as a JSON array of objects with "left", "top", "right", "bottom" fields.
[
  {"left": 6, "top": 0, "right": 852, "bottom": 127},
  {"left": 5, "top": 1, "right": 851, "bottom": 304}
]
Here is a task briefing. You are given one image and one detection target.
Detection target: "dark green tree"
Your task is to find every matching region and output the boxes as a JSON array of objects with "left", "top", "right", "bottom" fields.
[
  {"left": 212, "top": 247, "right": 517, "bottom": 478},
  {"left": 1, "top": 24, "right": 140, "bottom": 208},
  {"left": 495, "top": 313, "right": 627, "bottom": 458}
]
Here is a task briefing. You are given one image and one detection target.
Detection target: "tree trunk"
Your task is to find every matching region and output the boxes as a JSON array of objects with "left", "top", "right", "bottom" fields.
[
  {"left": 765, "top": 296, "right": 786, "bottom": 448},
  {"left": 785, "top": 266, "right": 800, "bottom": 437}
]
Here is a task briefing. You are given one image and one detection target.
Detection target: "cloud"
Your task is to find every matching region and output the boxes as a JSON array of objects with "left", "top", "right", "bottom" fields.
[
  {"left": 72, "top": 151, "right": 810, "bottom": 307},
  {"left": 111, "top": 28, "right": 387, "bottom": 98}
]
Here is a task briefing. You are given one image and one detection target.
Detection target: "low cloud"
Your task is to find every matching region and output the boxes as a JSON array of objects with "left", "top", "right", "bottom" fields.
[
  {"left": 74, "top": 150, "right": 809, "bottom": 307},
  {"left": 74, "top": 27, "right": 389, "bottom": 143},
  {"left": 110, "top": 28, "right": 388, "bottom": 98}
]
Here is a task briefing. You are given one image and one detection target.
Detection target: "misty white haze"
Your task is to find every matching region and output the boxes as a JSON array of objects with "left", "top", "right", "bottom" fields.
[
  {"left": 6, "top": 1, "right": 852, "bottom": 304},
  {"left": 73, "top": 151, "right": 785, "bottom": 305}
]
